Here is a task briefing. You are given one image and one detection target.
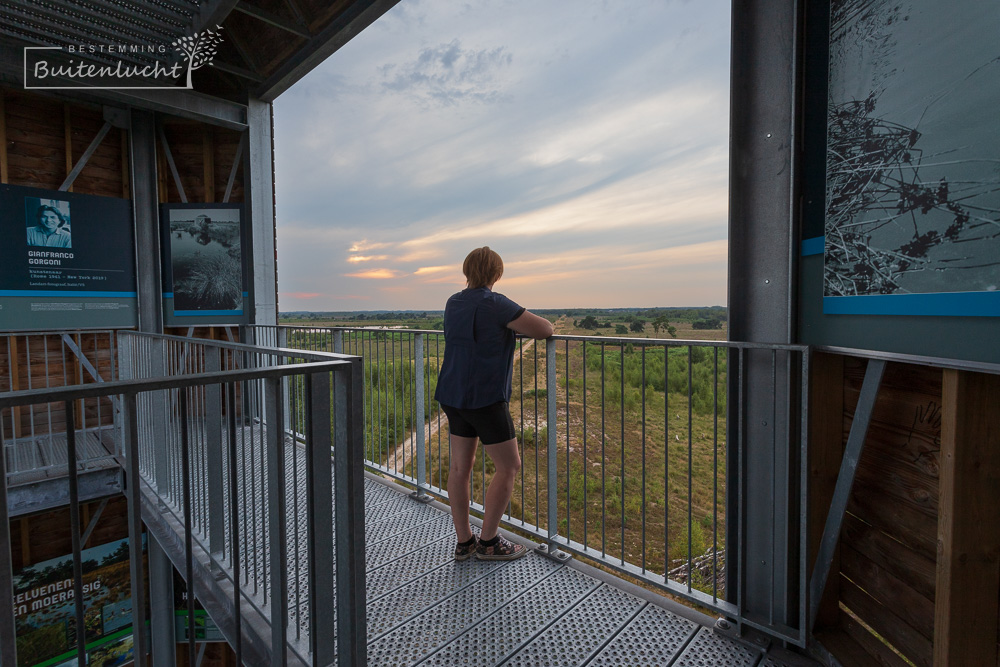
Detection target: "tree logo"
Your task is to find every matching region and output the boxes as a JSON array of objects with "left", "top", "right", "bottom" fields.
[{"left": 172, "top": 26, "right": 224, "bottom": 89}]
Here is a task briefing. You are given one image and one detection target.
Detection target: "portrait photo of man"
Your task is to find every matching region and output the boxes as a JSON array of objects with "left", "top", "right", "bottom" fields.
[{"left": 25, "top": 198, "right": 72, "bottom": 248}]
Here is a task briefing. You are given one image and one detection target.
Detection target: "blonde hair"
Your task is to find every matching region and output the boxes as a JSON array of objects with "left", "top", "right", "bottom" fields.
[{"left": 463, "top": 246, "right": 504, "bottom": 289}]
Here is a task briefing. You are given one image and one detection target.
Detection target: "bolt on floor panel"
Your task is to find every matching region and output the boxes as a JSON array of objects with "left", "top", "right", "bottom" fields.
[
  {"left": 587, "top": 600, "right": 700, "bottom": 666},
  {"left": 500, "top": 583, "right": 646, "bottom": 667}
]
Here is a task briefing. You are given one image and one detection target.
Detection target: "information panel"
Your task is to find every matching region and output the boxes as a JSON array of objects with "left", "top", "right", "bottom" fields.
[
  {"left": 0, "top": 184, "right": 137, "bottom": 330},
  {"left": 160, "top": 203, "right": 247, "bottom": 326},
  {"left": 13, "top": 536, "right": 146, "bottom": 666},
  {"left": 822, "top": 0, "right": 1000, "bottom": 316}
]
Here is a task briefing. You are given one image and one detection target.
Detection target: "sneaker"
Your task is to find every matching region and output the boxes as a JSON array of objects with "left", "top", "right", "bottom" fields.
[
  {"left": 476, "top": 535, "right": 527, "bottom": 561},
  {"left": 454, "top": 536, "right": 478, "bottom": 561}
]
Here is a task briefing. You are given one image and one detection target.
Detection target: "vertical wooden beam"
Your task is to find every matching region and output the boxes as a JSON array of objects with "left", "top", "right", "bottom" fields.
[
  {"left": 19, "top": 518, "right": 30, "bottom": 567},
  {"left": 64, "top": 104, "right": 73, "bottom": 192},
  {"left": 203, "top": 127, "right": 215, "bottom": 203},
  {"left": 8, "top": 337, "right": 22, "bottom": 438},
  {"left": 934, "top": 369, "right": 1000, "bottom": 666},
  {"left": 121, "top": 128, "right": 130, "bottom": 199},
  {"left": 0, "top": 89, "right": 8, "bottom": 184},
  {"left": 809, "top": 352, "right": 845, "bottom": 629},
  {"left": 156, "top": 135, "right": 168, "bottom": 203}
]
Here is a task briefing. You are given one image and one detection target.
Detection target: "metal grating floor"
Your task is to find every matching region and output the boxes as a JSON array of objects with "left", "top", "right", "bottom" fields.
[{"left": 360, "top": 474, "right": 812, "bottom": 667}]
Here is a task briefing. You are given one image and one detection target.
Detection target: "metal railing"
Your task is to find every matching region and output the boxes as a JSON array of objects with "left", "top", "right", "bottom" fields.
[
  {"left": 0, "top": 331, "right": 366, "bottom": 667},
  {"left": 1, "top": 331, "right": 119, "bottom": 485},
  {"left": 248, "top": 324, "right": 810, "bottom": 632}
]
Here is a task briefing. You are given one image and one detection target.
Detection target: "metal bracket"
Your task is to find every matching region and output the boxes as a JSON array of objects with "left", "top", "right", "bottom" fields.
[
  {"left": 103, "top": 106, "right": 130, "bottom": 129},
  {"left": 408, "top": 491, "right": 433, "bottom": 504},
  {"left": 808, "top": 359, "right": 886, "bottom": 630},
  {"left": 535, "top": 543, "right": 572, "bottom": 562}
]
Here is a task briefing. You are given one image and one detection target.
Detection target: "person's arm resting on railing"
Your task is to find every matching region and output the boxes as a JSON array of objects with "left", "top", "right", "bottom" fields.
[{"left": 507, "top": 311, "right": 554, "bottom": 339}]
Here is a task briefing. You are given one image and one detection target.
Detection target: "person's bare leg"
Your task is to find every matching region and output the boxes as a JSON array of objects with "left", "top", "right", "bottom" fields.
[
  {"left": 447, "top": 434, "right": 478, "bottom": 542},
  {"left": 479, "top": 438, "right": 521, "bottom": 541}
]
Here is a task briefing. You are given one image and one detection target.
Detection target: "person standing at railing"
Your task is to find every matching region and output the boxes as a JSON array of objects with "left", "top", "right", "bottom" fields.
[{"left": 435, "top": 246, "right": 554, "bottom": 561}]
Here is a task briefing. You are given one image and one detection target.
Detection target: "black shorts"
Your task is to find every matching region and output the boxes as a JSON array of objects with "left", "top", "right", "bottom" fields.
[{"left": 440, "top": 401, "right": 516, "bottom": 445}]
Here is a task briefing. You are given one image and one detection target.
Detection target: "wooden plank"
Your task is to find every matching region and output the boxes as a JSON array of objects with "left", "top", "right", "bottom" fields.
[
  {"left": 816, "top": 627, "right": 882, "bottom": 667},
  {"left": 840, "top": 609, "right": 913, "bottom": 667},
  {"left": 840, "top": 543, "right": 935, "bottom": 641},
  {"left": 203, "top": 127, "right": 215, "bottom": 202},
  {"left": 0, "top": 89, "right": 8, "bottom": 184},
  {"left": 842, "top": 511, "right": 936, "bottom": 601},
  {"left": 842, "top": 576, "right": 932, "bottom": 667},
  {"left": 810, "top": 351, "right": 845, "bottom": 629},
  {"left": 934, "top": 369, "right": 1000, "bottom": 667},
  {"left": 853, "top": 439, "right": 938, "bottom": 519}
]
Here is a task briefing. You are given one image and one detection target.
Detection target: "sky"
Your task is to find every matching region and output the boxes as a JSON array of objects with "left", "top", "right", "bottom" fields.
[{"left": 273, "top": 0, "right": 731, "bottom": 312}]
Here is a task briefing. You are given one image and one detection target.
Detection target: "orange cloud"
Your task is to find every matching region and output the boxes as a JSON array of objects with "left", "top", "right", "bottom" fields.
[
  {"left": 349, "top": 240, "right": 391, "bottom": 252},
  {"left": 282, "top": 292, "right": 322, "bottom": 299},
  {"left": 344, "top": 268, "right": 404, "bottom": 279},
  {"left": 346, "top": 255, "right": 389, "bottom": 263}
]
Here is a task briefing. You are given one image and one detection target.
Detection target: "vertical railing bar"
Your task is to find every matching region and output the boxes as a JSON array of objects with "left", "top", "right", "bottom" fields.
[
  {"left": 713, "top": 345, "right": 719, "bottom": 602},
  {"left": 738, "top": 347, "right": 747, "bottom": 624},
  {"left": 799, "top": 349, "right": 811, "bottom": 642},
  {"left": 546, "top": 339, "right": 557, "bottom": 552},
  {"left": 565, "top": 340, "right": 570, "bottom": 544},
  {"left": 265, "top": 376, "right": 288, "bottom": 665},
  {"left": 519, "top": 338, "right": 525, "bottom": 523},
  {"left": 179, "top": 390, "right": 197, "bottom": 667},
  {"left": 226, "top": 382, "right": 244, "bottom": 664},
  {"left": 582, "top": 340, "right": 588, "bottom": 548},
  {"left": 415, "top": 333, "right": 427, "bottom": 496},
  {"left": 601, "top": 342, "right": 606, "bottom": 558},
  {"left": 533, "top": 341, "right": 539, "bottom": 523},
  {"left": 665, "top": 344, "right": 670, "bottom": 578},
  {"left": 770, "top": 348, "right": 777, "bottom": 626},
  {"left": 306, "top": 371, "right": 336, "bottom": 664},
  {"left": 291, "top": 369, "right": 302, "bottom": 643},
  {"left": 687, "top": 345, "right": 693, "bottom": 593},
  {"left": 641, "top": 345, "right": 647, "bottom": 574},
  {"left": 124, "top": 393, "right": 148, "bottom": 667},
  {"left": 620, "top": 344, "right": 625, "bottom": 565},
  {"left": 65, "top": 401, "right": 88, "bottom": 666},
  {"left": 437, "top": 334, "right": 443, "bottom": 492}
]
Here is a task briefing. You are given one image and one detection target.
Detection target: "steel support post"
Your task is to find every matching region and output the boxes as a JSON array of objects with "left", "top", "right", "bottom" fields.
[
  {"left": 148, "top": 538, "right": 176, "bottom": 665},
  {"left": 727, "top": 0, "right": 802, "bottom": 638},
  {"left": 129, "top": 109, "right": 163, "bottom": 335},
  {"left": 205, "top": 348, "right": 225, "bottom": 558},
  {"left": 412, "top": 334, "right": 430, "bottom": 501},
  {"left": 333, "top": 330, "right": 343, "bottom": 354},
  {"left": 264, "top": 377, "right": 288, "bottom": 664},
  {"left": 305, "top": 371, "right": 336, "bottom": 664},
  {"left": 246, "top": 98, "right": 277, "bottom": 326},
  {"left": 334, "top": 360, "right": 367, "bottom": 667}
]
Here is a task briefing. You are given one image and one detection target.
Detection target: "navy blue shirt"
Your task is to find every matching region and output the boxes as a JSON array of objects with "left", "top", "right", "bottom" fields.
[{"left": 434, "top": 288, "right": 525, "bottom": 409}]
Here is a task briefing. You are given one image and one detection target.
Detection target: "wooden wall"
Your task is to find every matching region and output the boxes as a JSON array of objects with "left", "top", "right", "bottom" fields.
[{"left": 813, "top": 354, "right": 1000, "bottom": 667}]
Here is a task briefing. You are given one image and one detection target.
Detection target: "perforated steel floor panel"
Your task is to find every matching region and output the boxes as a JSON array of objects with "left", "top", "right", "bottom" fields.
[{"left": 587, "top": 600, "right": 700, "bottom": 666}]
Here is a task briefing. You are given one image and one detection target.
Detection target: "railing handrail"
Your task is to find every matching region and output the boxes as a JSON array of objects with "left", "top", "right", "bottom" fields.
[
  {"left": 260, "top": 323, "right": 810, "bottom": 352},
  {"left": 119, "top": 330, "right": 356, "bottom": 363},
  {"left": 0, "top": 360, "right": 349, "bottom": 407}
]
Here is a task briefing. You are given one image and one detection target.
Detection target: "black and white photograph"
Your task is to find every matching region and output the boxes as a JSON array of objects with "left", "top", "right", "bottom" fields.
[
  {"left": 24, "top": 197, "right": 71, "bottom": 249},
  {"left": 824, "top": 0, "right": 1000, "bottom": 303},
  {"left": 167, "top": 207, "right": 243, "bottom": 312}
]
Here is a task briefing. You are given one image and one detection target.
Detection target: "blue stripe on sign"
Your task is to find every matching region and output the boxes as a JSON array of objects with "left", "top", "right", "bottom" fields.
[
  {"left": 0, "top": 290, "right": 137, "bottom": 297},
  {"left": 162, "top": 292, "right": 174, "bottom": 298},
  {"left": 824, "top": 292, "right": 1000, "bottom": 317},
  {"left": 801, "top": 236, "right": 824, "bottom": 256},
  {"left": 173, "top": 310, "right": 244, "bottom": 316}
]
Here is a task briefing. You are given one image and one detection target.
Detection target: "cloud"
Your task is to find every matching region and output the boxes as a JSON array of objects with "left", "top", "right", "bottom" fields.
[
  {"left": 346, "top": 255, "right": 389, "bottom": 263},
  {"left": 282, "top": 292, "right": 323, "bottom": 299},
  {"left": 344, "top": 268, "right": 406, "bottom": 279},
  {"left": 380, "top": 39, "right": 514, "bottom": 106}
]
